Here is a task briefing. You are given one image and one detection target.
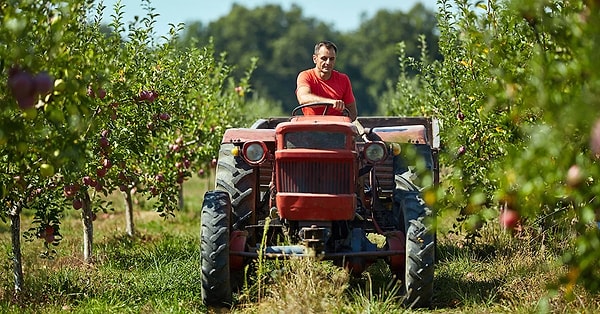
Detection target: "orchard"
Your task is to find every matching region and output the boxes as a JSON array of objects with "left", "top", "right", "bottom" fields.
[
  {"left": 0, "top": 0, "right": 252, "bottom": 294},
  {"left": 387, "top": 0, "right": 600, "bottom": 295},
  {"left": 2, "top": 0, "right": 600, "bottom": 309}
]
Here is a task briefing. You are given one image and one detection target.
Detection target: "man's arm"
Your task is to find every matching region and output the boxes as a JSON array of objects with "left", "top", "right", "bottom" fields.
[
  {"left": 345, "top": 101, "right": 358, "bottom": 121},
  {"left": 296, "top": 86, "right": 356, "bottom": 120}
]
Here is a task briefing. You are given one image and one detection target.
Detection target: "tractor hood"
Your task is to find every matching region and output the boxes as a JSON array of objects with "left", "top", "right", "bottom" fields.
[{"left": 276, "top": 116, "right": 358, "bottom": 137}]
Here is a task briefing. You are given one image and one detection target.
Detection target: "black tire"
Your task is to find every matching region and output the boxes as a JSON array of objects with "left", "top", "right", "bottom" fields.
[
  {"left": 401, "top": 190, "right": 435, "bottom": 308},
  {"left": 201, "top": 191, "right": 232, "bottom": 307},
  {"left": 215, "top": 143, "right": 257, "bottom": 230}
]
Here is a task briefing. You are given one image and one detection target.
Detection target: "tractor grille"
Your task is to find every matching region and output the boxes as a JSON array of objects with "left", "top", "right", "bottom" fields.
[{"left": 278, "top": 159, "right": 353, "bottom": 194}]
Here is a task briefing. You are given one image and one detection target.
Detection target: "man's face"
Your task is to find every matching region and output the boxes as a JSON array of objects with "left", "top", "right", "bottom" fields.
[{"left": 313, "top": 46, "right": 336, "bottom": 74}]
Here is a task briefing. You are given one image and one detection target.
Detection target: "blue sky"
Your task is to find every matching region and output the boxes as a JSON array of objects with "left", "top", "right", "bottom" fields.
[{"left": 96, "top": 0, "right": 439, "bottom": 36}]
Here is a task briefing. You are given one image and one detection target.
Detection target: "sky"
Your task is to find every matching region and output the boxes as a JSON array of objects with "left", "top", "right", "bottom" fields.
[{"left": 96, "top": 0, "right": 439, "bottom": 36}]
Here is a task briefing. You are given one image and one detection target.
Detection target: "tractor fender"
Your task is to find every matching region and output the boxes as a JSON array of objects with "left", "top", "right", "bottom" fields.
[{"left": 369, "top": 125, "right": 428, "bottom": 145}]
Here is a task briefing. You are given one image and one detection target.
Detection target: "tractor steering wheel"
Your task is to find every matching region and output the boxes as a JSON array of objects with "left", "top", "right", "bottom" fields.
[{"left": 291, "top": 102, "right": 350, "bottom": 117}]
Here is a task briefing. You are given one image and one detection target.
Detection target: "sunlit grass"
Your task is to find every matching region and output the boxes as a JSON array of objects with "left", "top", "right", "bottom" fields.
[{"left": 1, "top": 172, "right": 599, "bottom": 313}]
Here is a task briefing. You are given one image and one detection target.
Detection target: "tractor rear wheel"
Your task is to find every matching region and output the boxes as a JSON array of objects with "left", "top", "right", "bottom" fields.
[
  {"left": 215, "top": 143, "right": 257, "bottom": 230},
  {"left": 201, "top": 191, "right": 232, "bottom": 307}
]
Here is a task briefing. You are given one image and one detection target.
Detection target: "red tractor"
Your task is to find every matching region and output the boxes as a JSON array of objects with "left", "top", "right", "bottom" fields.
[{"left": 201, "top": 103, "right": 439, "bottom": 308}]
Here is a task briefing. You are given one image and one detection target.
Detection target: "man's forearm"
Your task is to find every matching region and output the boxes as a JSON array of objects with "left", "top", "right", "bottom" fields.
[{"left": 297, "top": 93, "right": 333, "bottom": 105}]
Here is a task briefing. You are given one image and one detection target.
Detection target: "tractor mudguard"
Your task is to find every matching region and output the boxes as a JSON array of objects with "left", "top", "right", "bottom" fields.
[{"left": 370, "top": 125, "right": 428, "bottom": 145}]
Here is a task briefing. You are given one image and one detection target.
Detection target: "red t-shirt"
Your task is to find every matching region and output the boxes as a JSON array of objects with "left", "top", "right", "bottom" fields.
[{"left": 296, "top": 68, "right": 355, "bottom": 116}]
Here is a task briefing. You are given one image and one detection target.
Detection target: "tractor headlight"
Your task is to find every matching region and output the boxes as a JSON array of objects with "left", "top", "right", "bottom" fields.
[
  {"left": 242, "top": 141, "right": 267, "bottom": 165},
  {"left": 364, "top": 142, "right": 387, "bottom": 164}
]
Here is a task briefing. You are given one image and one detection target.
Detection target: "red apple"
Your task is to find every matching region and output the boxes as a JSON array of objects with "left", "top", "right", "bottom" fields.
[
  {"left": 103, "top": 158, "right": 112, "bottom": 169},
  {"left": 8, "top": 65, "right": 21, "bottom": 77},
  {"left": 96, "top": 167, "right": 107, "bottom": 178},
  {"left": 138, "top": 90, "right": 157, "bottom": 102},
  {"left": 457, "top": 145, "right": 466, "bottom": 156},
  {"left": 456, "top": 111, "right": 465, "bottom": 121},
  {"left": 8, "top": 71, "right": 34, "bottom": 98},
  {"left": 45, "top": 225, "right": 54, "bottom": 235},
  {"left": 99, "top": 136, "right": 110, "bottom": 148},
  {"left": 73, "top": 198, "right": 83, "bottom": 210},
  {"left": 16, "top": 95, "right": 35, "bottom": 110},
  {"left": 499, "top": 209, "right": 520, "bottom": 230},
  {"left": 97, "top": 88, "right": 106, "bottom": 100},
  {"left": 82, "top": 176, "right": 92, "bottom": 186},
  {"left": 566, "top": 165, "right": 583, "bottom": 187},
  {"left": 33, "top": 71, "right": 53, "bottom": 95},
  {"left": 63, "top": 184, "right": 80, "bottom": 198},
  {"left": 198, "top": 169, "right": 205, "bottom": 176},
  {"left": 45, "top": 233, "right": 55, "bottom": 243},
  {"left": 33, "top": 71, "right": 54, "bottom": 95},
  {"left": 159, "top": 113, "right": 170, "bottom": 121},
  {"left": 149, "top": 90, "right": 158, "bottom": 102}
]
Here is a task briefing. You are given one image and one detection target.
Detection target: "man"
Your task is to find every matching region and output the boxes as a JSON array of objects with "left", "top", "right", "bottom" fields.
[{"left": 296, "top": 41, "right": 358, "bottom": 121}]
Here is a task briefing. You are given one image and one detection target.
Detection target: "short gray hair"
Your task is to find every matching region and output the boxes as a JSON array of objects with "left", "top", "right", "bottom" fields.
[{"left": 314, "top": 41, "right": 337, "bottom": 54}]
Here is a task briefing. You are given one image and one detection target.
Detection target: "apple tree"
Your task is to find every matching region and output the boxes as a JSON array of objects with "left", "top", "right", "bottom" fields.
[
  {"left": 0, "top": 0, "right": 110, "bottom": 292},
  {"left": 385, "top": 0, "right": 600, "bottom": 293},
  {"left": 1, "top": 0, "right": 253, "bottom": 295},
  {"left": 92, "top": 0, "right": 255, "bottom": 236}
]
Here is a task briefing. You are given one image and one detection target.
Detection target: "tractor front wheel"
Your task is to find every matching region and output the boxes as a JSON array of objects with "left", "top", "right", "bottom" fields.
[
  {"left": 404, "top": 218, "right": 435, "bottom": 308},
  {"left": 401, "top": 191, "right": 435, "bottom": 308},
  {"left": 201, "top": 191, "right": 232, "bottom": 307}
]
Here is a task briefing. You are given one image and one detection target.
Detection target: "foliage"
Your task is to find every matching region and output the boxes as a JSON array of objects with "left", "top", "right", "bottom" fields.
[
  {"left": 342, "top": 3, "right": 441, "bottom": 115},
  {"left": 386, "top": 0, "right": 600, "bottom": 294},
  {"left": 0, "top": 0, "right": 251, "bottom": 292}
]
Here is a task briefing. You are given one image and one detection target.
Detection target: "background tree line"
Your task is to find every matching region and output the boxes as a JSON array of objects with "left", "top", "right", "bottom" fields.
[{"left": 178, "top": 3, "right": 440, "bottom": 115}]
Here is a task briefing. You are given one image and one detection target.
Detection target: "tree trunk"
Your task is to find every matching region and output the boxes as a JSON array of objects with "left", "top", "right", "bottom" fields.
[
  {"left": 81, "top": 192, "right": 94, "bottom": 263},
  {"left": 9, "top": 204, "right": 24, "bottom": 295},
  {"left": 178, "top": 184, "right": 184, "bottom": 210},
  {"left": 123, "top": 189, "right": 135, "bottom": 237}
]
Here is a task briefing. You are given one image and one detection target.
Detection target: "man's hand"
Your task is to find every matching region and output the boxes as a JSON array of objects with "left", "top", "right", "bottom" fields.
[{"left": 331, "top": 99, "right": 345, "bottom": 111}]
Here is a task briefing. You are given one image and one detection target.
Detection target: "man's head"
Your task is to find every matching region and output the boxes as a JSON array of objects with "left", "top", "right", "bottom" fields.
[{"left": 313, "top": 41, "right": 337, "bottom": 78}]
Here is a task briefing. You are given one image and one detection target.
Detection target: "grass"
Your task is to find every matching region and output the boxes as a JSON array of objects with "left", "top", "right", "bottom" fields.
[{"left": 1, "top": 174, "right": 600, "bottom": 313}]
